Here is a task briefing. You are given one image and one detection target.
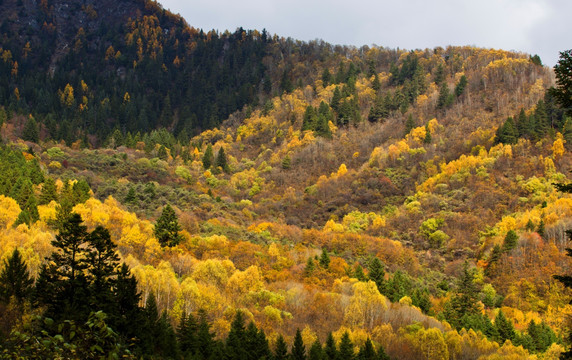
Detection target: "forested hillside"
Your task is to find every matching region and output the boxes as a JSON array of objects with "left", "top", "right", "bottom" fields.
[{"left": 0, "top": 0, "right": 571, "bottom": 359}]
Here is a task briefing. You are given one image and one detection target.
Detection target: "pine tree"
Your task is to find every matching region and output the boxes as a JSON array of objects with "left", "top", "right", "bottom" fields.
[
  {"left": 537, "top": 218, "right": 545, "bottom": 238},
  {"left": 202, "top": 144, "right": 214, "bottom": 169},
  {"left": 502, "top": 230, "right": 518, "bottom": 252},
  {"left": 454, "top": 75, "right": 467, "bottom": 97},
  {"left": 0, "top": 249, "right": 33, "bottom": 304},
  {"left": 319, "top": 248, "right": 330, "bottom": 269},
  {"left": 495, "top": 310, "right": 516, "bottom": 343},
  {"left": 86, "top": 226, "right": 119, "bottom": 314},
  {"left": 22, "top": 116, "right": 39, "bottom": 143},
  {"left": 39, "top": 177, "right": 58, "bottom": 205},
  {"left": 196, "top": 310, "right": 215, "bottom": 359},
  {"left": 304, "top": 257, "right": 316, "bottom": 277},
  {"left": 274, "top": 334, "right": 289, "bottom": 360},
  {"left": 445, "top": 261, "right": 481, "bottom": 329},
  {"left": 437, "top": 82, "right": 453, "bottom": 109},
  {"left": 354, "top": 264, "right": 367, "bottom": 282},
  {"left": 433, "top": 63, "right": 445, "bottom": 85},
  {"left": 302, "top": 106, "right": 318, "bottom": 132},
  {"left": 324, "top": 333, "right": 338, "bottom": 360},
  {"left": 226, "top": 310, "right": 248, "bottom": 360},
  {"left": 153, "top": 204, "right": 183, "bottom": 247},
  {"left": 309, "top": 339, "right": 323, "bottom": 360},
  {"left": 282, "top": 155, "right": 291, "bottom": 170},
  {"left": 368, "top": 257, "right": 385, "bottom": 293},
  {"left": 357, "top": 338, "right": 376, "bottom": 360},
  {"left": 112, "top": 263, "right": 142, "bottom": 343},
  {"left": 292, "top": 328, "right": 306, "bottom": 360},
  {"left": 215, "top": 146, "right": 230, "bottom": 173},
  {"left": 338, "top": 331, "right": 354, "bottom": 360},
  {"left": 423, "top": 123, "right": 432, "bottom": 144},
  {"left": 404, "top": 114, "right": 415, "bottom": 136},
  {"left": 124, "top": 185, "right": 136, "bottom": 203},
  {"left": 35, "top": 213, "right": 91, "bottom": 321}
]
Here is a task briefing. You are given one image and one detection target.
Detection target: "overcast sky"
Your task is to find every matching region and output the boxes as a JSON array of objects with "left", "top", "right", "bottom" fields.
[{"left": 157, "top": 0, "right": 571, "bottom": 67}]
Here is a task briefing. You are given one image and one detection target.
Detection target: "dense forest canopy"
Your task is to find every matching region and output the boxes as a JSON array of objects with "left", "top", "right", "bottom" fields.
[{"left": 0, "top": 0, "right": 571, "bottom": 359}]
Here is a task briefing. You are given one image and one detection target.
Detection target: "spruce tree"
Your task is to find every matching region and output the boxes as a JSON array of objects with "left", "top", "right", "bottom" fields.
[
  {"left": 86, "top": 226, "right": 119, "bottom": 314},
  {"left": 309, "top": 339, "right": 323, "bottom": 360},
  {"left": 202, "top": 144, "right": 214, "bottom": 169},
  {"left": 502, "top": 230, "right": 518, "bottom": 252},
  {"left": 338, "top": 331, "right": 354, "bottom": 360},
  {"left": 153, "top": 204, "right": 183, "bottom": 247},
  {"left": 226, "top": 310, "right": 248, "bottom": 360},
  {"left": 112, "top": 263, "right": 143, "bottom": 343},
  {"left": 324, "top": 333, "right": 338, "bottom": 360},
  {"left": 215, "top": 147, "right": 230, "bottom": 173},
  {"left": 404, "top": 114, "right": 415, "bottom": 136},
  {"left": 423, "top": 123, "right": 432, "bottom": 144},
  {"left": 274, "top": 334, "right": 289, "bottom": 360},
  {"left": 454, "top": 75, "right": 467, "bottom": 97},
  {"left": 0, "top": 248, "right": 33, "bottom": 304},
  {"left": 357, "top": 338, "right": 376, "bottom": 360},
  {"left": 196, "top": 309, "right": 215, "bottom": 359},
  {"left": 319, "top": 248, "right": 330, "bottom": 269},
  {"left": 368, "top": 257, "right": 385, "bottom": 293},
  {"left": 39, "top": 177, "right": 58, "bottom": 205},
  {"left": 35, "top": 213, "right": 91, "bottom": 321},
  {"left": 292, "top": 328, "right": 307, "bottom": 360},
  {"left": 304, "top": 257, "right": 316, "bottom": 277},
  {"left": 22, "top": 116, "right": 39, "bottom": 143},
  {"left": 495, "top": 310, "right": 516, "bottom": 343},
  {"left": 354, "top": 264, "right": 367, "bottom": 282}
]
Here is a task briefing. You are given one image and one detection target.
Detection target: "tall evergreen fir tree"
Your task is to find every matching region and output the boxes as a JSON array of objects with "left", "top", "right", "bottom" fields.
[
  {"left": 153, "top": 204, "right": 183, "bottom": 247},
  {"left": 202, "top": 144, "right": 214, "bottom": 169},
  {"left": 324, "top": 333, "right": 338, "bottom": 360},
  {"left": 215, "top": 146, "right": 230, "bottom": 173},
  {"left": 319, "top": 248, "right": 330, "bottom": 269},
  {"left": 0, "top": 248, "right": 33, "bottom": 304},
  {"left": 274, "top": 334, "right": 289, "bottom": 360},
  {"left": 368, "top": 257, "right": 385, "bottom": 293},
  {"left": 309, "top": 339, "right": 324, "bottom": 360},
  {"left": 338, "top": 331, "right": 354, "bottom": 360},
  {"left": 292, "top": 328, "right": 306, "bottom": 360}
]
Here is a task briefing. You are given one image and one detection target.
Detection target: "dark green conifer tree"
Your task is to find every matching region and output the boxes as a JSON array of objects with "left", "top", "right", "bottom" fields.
[
  {"left": 354, "top": 264, "right": 367, "bottom": 282},
  {"left": 35, "top": 213, "right": 91, "bottom": 321},
  {"left": 495, "top": 310, "right": 516, "bottom": 343},
  {"left": 454, "top": 75, "right": 467, "bottom": 97},
  {"left": 153, "top": 204, "right": 183, "bottom": 247},
  {"left": 202, "top": 144, "right": 214, "bottom": 169},
  {"left": 215, "top": 146, "right": 230, "bottom": 173},
  {"left": 304, "top": 257, "right": 316, "bottom": 277},
  {"left": 196, "top": 309, "right": 216, "bottom": 359},
  {"left": 368, "top": 257, "right": 385, "bottom": 293},
  {"left": 338, "top": 331, "right": 354, "bottom": 360},
  {"left": 309, "top": 339, "right": 323, "bottom": 360},
  {"left": 357, "top": 338, "right": 376, "bottom": 360},
  {"left": 274, "top": 334, "right": 289, "bottom": 360},
  {"left": 226, "top": 310, "right": 248, "bottom": 360},
  {"left": 292, "top": 328, "right": 307, "bottom": 360},
  {"left": 22, "top": 116, "right": 39, "bottom": 143},
  {"left": 0, "top": 248, "right": 33, "bottom": 304},
  {"left": 423, "top": 123, "right": 432, "bottom": 144},
  {"left": 319, "top": 248, "right": 330, "bottom": 269},
  {"left": 39, "top": 177, "right": 58, "bottom": 205},
  {"left": 404, "top": 114, "right": 415, "bottom": 136},
  {"left": 502, "top": 230, "right": 518, "bottom": 252},
  {"left": 324, "top": 333, "right": 338, "bottom": 360}
]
